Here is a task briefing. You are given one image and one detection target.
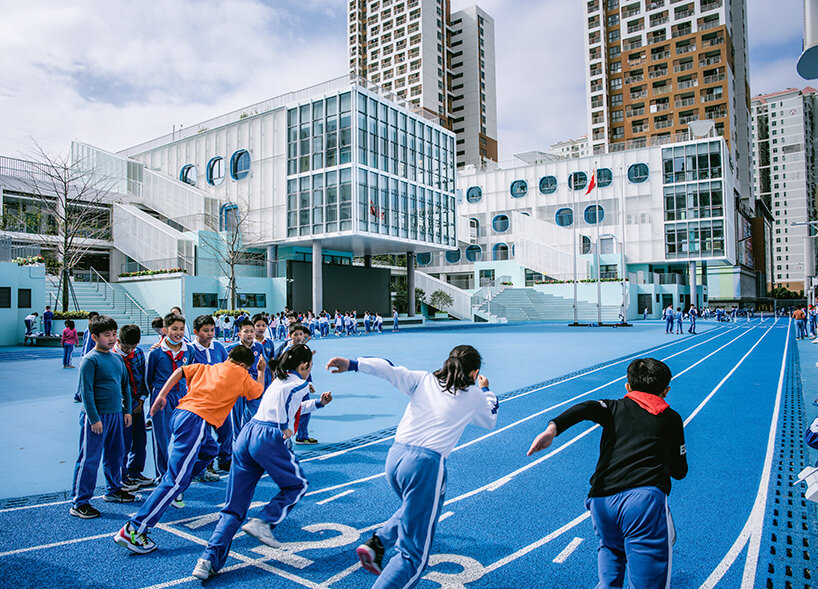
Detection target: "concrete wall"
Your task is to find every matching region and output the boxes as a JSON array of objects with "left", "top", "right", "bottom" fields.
[{"left": 0, "top": 263, "right": 46, "bottom": 345}]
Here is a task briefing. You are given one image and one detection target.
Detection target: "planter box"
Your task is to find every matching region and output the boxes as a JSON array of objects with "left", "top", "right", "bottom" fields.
[
  {"left": 118, "top": 273, "right": 186, "bottom": 283},
  {"left": 51, "top": 319, "right": 89, "bottom": 336}
]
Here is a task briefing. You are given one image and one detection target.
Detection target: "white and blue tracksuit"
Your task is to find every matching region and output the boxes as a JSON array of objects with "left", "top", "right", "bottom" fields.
[
  {"left": 664, "top": 307, "right": 674, "bottom": 333},
  {"left": 201, "top": 372, "right": 325, "bottom": 571},
  {"left": 226, "top": 340, "right": 266, "bottom": 440},
  {"left": 276, "top": 340, "right": 315, "bottom": 440},
  {"left": 192, "top": 340, "right": 232, "bottom": 462},
  {"left": 348, "top": 357, "right": 499, "bottom": 589},
  {"left": 146, "top": 340, "right": 195, "bottom": 477},
  {"left": 393, "top": 311, "right": 399, "bottom": 331}
]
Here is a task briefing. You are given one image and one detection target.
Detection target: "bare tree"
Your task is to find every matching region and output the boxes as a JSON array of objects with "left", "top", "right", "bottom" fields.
[{"left": 1, "top": 143, "right": 118, "bottom": 311}]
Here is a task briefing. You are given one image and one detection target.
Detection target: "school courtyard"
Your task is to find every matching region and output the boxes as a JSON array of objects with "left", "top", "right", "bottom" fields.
[{"left": 0, "top": 320, "right": 815, "bottom": 588}]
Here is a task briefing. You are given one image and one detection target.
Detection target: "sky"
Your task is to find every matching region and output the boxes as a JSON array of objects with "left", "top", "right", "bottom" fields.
[{"left": 0, "top": 0, "right": 807, "bottom": 162}]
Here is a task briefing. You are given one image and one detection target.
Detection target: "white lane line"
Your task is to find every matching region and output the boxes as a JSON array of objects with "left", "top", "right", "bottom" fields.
[
  {"left": 0, "top": 531, "right": 112, "bottom": 558},
  {"left": 316, "top": 489, "right": 355, "bottom": 505},
  {"left": 304, "top": 435, "right": 397, "bottom": 463},
  {"left": 322, "top": 562, "right": 362, "bottom": 586},
  {"left": 438, "top": 511, "right": 454, "bottom": 522},
  {"left": 699, "top": 319, "right": 789, "bottom": 589},
  {"left": 552, "top": 537, "right": 584, "bottom": 564},
  {"left": 305, "top": 472, "right": 386, "bottom": 498}
]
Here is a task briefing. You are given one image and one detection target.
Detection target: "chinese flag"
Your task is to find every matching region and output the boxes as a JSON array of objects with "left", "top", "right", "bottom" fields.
[{"left": 585, "top": 171, "right": 596, "bottom": 195}]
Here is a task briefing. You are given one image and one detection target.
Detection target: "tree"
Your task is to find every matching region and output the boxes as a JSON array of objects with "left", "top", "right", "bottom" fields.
[
  {"left": 3, "top": 143, "right": 118, "bottom": 311},
  {"left": 429, "top": 289, "right": 453, "bottom": 312},
  {"left": 392, "top": 275, "right": 425, "bottom": 314}
]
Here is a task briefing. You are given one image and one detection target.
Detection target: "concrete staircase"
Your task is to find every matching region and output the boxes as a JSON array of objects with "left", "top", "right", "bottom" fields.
[{"left": 473, "top": 288, "right": 621, "bottom": 322}]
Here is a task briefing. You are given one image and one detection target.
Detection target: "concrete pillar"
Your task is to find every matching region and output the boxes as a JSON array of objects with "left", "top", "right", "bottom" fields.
[
  {"left": 689, "top": 260, "right": 698, "bottom": 309},
  {"left": 266, "top": 245, "right": 277, "bottom": 278},
  {"left": 406, "top": 251, "right": 416, "bottom": 317},
  {"left": 364, "top": 254, "right": 372, "bottom": 268},
  {"left": 312, "top": 241, "right": 323, "bottom": 313}
]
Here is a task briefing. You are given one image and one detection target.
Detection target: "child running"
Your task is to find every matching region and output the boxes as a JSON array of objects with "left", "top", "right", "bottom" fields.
[
  {"left": 114, "top": 345, "right": 266, "bottom": 554},
  {"left": 326, "top": 345, "right": 498, "bottom": 587},
  {"left": 191, "top": 344, "right": 332, "bottom": 580},
  {"left": 527, "top": 358, "right": 688, "bottom": 588}
]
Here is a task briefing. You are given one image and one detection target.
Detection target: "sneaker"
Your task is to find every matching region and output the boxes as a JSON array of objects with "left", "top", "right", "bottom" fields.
[
  {"left": 294, "top": 437, "right": 319, "bottom": 445},
  {"left": 192, "top": 469, "right": 220, "bottom": 483},
  {"left": 113, "top": 522, "right": 157, "bottom": 554},
  {"left": 215, "top": 458, "right": 231, "bottom": 473},
  {"left": 121, "top": 478, "right": 142, "bottom": 492},
  {"left": 145, "top": 419, "right": 152, "bottom": 431},
  {"left": 206, "top": 463, "right": 220, "bottom": 476},
  {"left": 69, "top": 504, "right": 100, "bottom": 519},
  {"left": 171, "top": 494, "right": 185, "bottom": 509},
  {"left": 130, "top": 473, "right": 155, "bottom": 488},
  {"left": 191, "top": 558, "right": 215, "bottom": 580},
  {"left": 356, "top": 533, "right": 384, "bottom": 575},
  {"left": 241, "top": 518, "right": 281, "bottom": 547},
  {"left": 103, "top": 489, "right": 136, "bottom": 503}
]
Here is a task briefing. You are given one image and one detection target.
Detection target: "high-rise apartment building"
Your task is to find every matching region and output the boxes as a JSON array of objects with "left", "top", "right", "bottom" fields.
[
  {"left": 348, "top": 0, "right": 498, "bottom": 167},
  {"left": 583, "top": 0, "right": 752, "bottom": 200},
  {"left": 751, "top": 87, "right": 818, "bottom": 292},
  {"left": 550, "top": 135, "right": 590, "bottom": 159}
]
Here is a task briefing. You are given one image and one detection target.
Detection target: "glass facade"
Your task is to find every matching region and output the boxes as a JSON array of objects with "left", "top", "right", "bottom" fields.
[
  {"left": 662, "top": 141, "right": 725, "bottom": 259},
  {"left": 286, "top": 90, "right": 456, "bottom": 246}
]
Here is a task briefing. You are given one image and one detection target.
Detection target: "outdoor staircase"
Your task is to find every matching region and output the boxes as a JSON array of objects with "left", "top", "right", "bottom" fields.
[{"left": 472, "top": 288, "right": 621, "bottom": 322}]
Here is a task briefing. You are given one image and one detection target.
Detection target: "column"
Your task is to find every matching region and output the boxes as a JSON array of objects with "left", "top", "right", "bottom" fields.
[
  {"left": 266, "top": 245, "right": 277, "bottom": 278},
  {"left": 406, "top": 251, "right": 415, "bottom": 318},
  {"left": 312, "top": 241, "right": 323, "bottom": 313},
  {"left": 364, "top": 254, "right": 372, "bottom": 268},
  {"left": 689, "top": 260, "right": 698, "bottom": 309}
]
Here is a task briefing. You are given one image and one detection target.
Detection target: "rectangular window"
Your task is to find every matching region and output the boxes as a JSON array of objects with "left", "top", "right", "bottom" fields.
[
  {"left": 0, "top": 287, "right": 10, "bottom": 308},
  {"left": 237, "top": 293, "right": 267, "bottom": 308},
  {"left": 18, "top": 288, "right": 31, "bottom": 308},
  {"left": 192, "top": 292, "right": 218, "bottom": 307}
]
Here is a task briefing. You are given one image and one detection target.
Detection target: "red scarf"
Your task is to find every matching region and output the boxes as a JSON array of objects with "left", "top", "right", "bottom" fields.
[
  {"left": 624, "top": 390, "right": 669, "bottom": 415},
  {"left": 164, "top": 348, "right": 185, "bottom": 371}
]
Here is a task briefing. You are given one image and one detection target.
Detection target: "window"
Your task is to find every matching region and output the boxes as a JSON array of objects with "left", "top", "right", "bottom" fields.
[
  {"left": 207, "top": 157, "right": 225, "bottom": 186},
  {"left": 237, "top": 293, "right": 266, "bottom": 308},
  {"left": 510, "top": 180, "right": 528, "bottom": 198},
  {"left": 493, "top": 243, "right": 509, "bottom": 261},
  {"left": 555, "top": 208, "right": 574, "bottom": 227},
  {"left": 445, "top": 249, "right": 461, "bottom": 263},
  {"left": 539, "top": 175, "right": 557, "bottom": 194},
  {"left": 597, "top": 168, "right": 613, "bottom": 187},
  {"left": 465, "top": 245, "right": 483, "bottom": 262},
  {"left": 18, "top": 288, "right": 31, "bottom": 308},
  {"left": 192, "top": 292, "right": 218, "bottom": 307},
  {"left": 220, "top": 203, "right": 239, "bottom": 232},
  {"left": 230, "top": 150, "right": 251, "bottom": 180},
  {"left": 416, "top": 252, "right": 432, "bottom": 265},
  {"left": 569, "top": 172, "right": 588, "bottom": 191},
  {"left": 492, "top": 214, "right": 510, "bottom": 233},
  {"left": 627, "top": 162, "right": 649, "bottom": 183},
  {"left": 585, "top": 205, "right": 604, "bottom": 224},
  {"left": 466, "top": 186, "right": 482, "bottom": 203},
  {"left": 581, "top": 235, "right": 592, "bottom": 254},
  {"left": 0, "top": 287, "right": 9, "bottom": 308},
  {"left": 180, "top": 164, "right": 197, "bottom": 186}
]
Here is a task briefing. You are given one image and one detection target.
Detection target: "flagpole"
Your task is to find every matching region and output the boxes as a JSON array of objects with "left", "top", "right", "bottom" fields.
[
  {"left": 572, "top": 171, "right": 578, "bottom": 325},
  {"left": 595, "top": 162, "right": 601, "bottom": 325},
  {"left": 620, "top": 165, "right": 628, "bottom": 323}
]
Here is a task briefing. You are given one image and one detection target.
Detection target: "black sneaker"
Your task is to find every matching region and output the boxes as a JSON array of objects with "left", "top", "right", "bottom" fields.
[
  {"left": 121, "top": 478, "right": 141, "bottom": 492},
  {"left": 356, "top": 534, "right": 384, "bottom": 575},
  {"left": 145, "top": 419, "right": 152, "bottom": 431},
  {"left": 103, "top": 489, "right": 136, "bottom": 503},
  {"left": 216, "top": 458, "right": 231, "bottom": 473},
  {"left": 206, "top": 463, "right": 219, "bottom": 476},
  {"left": 130, "top": 473, "right": 155, "bottom": 488},
  {"left": 69, "top": 504, "right": 100, "bottom": 519},
  {"left": 295, "top": 437, "right": 319, "bottom": 445}
]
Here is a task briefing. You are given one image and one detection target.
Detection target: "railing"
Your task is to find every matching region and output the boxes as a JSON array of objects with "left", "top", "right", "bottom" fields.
[
  {"left": 652, "top": 51, "right": 671, "bottom": 61},
  {"left": 700, "top": 56, "right": 721, "bottom": 67},
  {"left": 655, "top": 119, "right": 674, "bottom": 129},
  {"left": 703, "top": 73, "right": 725, "bottom": 85},
  {"left": 0, "top": 236, "right": 40, "bottom": 262},
  {"left": 649, "top": 69, "right": 668, "bottom": 78},
  {"left": 631, "top": 90, "right": 648, "bottom": 99},
  {"left": 653, "top": 85, "right": 672, "bottom": 95},
  {"left": 90, "top": 268, "right": 154, "bottom": 330},
  {"left": 702, "top": 36, "right": 724, "bottom": 47},
  {"left": 676, "top": 44, "right": 696, "bottom": 54},
  {"left": 677, "top": 79, "right": 698, "bottom": 89},
  {"left": 471, "top": 275, "right": 512, "bottom": 311},
  {"left": 676, "top": 98, "right": 696, "bottom": 107},
  {"left": 414, "top": 271, "right": 472, "bottom": 320},
  {"left": 701, "top": 93, "right": 724, "bottom": 103},
  {"left": 674, "top": 62, "right": 694, "bottom": 73}
]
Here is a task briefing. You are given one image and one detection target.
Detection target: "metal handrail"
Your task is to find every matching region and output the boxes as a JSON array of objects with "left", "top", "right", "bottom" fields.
[{"left": 89, "top": 267, "right": 153, "bottom": 329}]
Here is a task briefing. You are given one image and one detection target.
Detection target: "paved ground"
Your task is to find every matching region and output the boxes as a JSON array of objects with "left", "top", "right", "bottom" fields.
[{"left": 0, "top": 318, "right": 813, "bottom": 588}]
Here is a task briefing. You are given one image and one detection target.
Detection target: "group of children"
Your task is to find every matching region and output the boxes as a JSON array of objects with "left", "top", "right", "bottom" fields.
[{"left": 663, "top": 304, "right": 699, "bottom": 334}]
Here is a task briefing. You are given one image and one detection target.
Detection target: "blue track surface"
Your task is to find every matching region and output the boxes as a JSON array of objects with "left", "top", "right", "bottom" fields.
[{"left": 0, "top": 319, "right": 812, "bottom": 588}]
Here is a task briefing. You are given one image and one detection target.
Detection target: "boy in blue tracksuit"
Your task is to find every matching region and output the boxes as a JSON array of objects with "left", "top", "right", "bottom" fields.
[
  {"left": 253, "top": 314, "right": 275, "bottom": 389},
  {"left": 70, "top": 316, "right": 135, "bottom": 519},
  {"left": 674, "top": 307, "right": 683, "bottom": 334},
  {"left": 74, "top": 311, "right": 100, "bottom": 402},
  {"left": 146, "top": 313, "right": 195, "bottom": 486},
  {"left": 43, "top": 305, "right": 53, "bottom": 336},
  {"left": 663, "top": 305, "right": 674, "bottom": 334},
  {"left": 687, "top": 305, "right": 697, "bottom": 334},
  {"left": 528, "top": 358, "right": 688, "bottom": 588},
  {"left": 392, "top": 308, "right": 399, "bottom": 332},
  {"left": 226, "top": 318, "right": 266, "bottom": 440},
  {"left": 190, "top": 314, "right": 231, "bottom": 478}
]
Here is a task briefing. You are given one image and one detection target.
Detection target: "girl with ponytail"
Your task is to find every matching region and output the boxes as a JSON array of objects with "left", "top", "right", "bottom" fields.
[
  {"left": 194, "top": 343, "right": 332, "bottom": 579},
  {"left": 326, "top": 345, "right": 498, "bottom": 587}
]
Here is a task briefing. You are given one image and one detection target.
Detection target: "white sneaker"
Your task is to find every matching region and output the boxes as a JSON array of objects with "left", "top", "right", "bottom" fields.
[
  {"left": 241, "top": 518, "right": 281, "bottom": 547},
  {"left": 191, "top": 558, "right": 215, "bottom": 580},
  {"left": 171, "top": 493, "right": 185, "bottom": 509}
]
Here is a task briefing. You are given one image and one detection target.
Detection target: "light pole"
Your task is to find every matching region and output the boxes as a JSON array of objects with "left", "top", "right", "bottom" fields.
[{"left": 790, "top": 220, "right": 818, "bottom": 304}]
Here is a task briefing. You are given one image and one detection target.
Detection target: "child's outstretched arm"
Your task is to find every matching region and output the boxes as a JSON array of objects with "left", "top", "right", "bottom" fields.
[
  {"left": 326, "top": 356, "right": 425, "bottom": 396},
  {"left": 150, "top": 367, "right": 185, "bottom": 416},
  {"left": 527, "top": 400, "right": 611, "bottom": 456},
  {"left": 470, "top": 374, "right": 499, "bottom": 430}
]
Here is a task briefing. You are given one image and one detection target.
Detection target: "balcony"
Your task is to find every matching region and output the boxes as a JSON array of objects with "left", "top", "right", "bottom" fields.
[
  {"left": 652, "top": 102, "right": 670, "bottom": 111},
  {"left": 700, "top": 56, "right": 722, "bottom": 67},
  {"left": 702, "top": 36, "right": 724, "bottom": 47},
  {"left": 628, "top": 22, "right": 645, "bottom": 34},
  {"left": 703, "top": 72, "right": 725, "bottom": 85},
  {"left": 653, "top": 85, "right": 672, "bottom": 95},
  {"left": 705, "top": 109, "right": 727, "bottom": 119},
  {"left": 673, "top": 62, "right": 694, "bottom": 73},
  {"left": 672, "top": 26, "right": 692, "bottom": 38},
  {"left": 675, "top": 9, "right": 694, "bottom": 18},
  {"left": 652, "top": 50, "right": 671, "bottom": 61},
  {"left": 655, "top": 119, "right": 674, "bottom": 129},
  {"left": 626, "top": 107, "right": 646, "bottom": 117},
  {"left": 701, "top": 93, "right": 724, "bottom": 103},
  {"left": 699, "top": 20, "right": 721, "bottom": 31},
  {"left": 676, "top": 43, "right": 696, "bottom": 54},
  {"left": 701, "top": 0, "right": 722, "bottom": 9},
  {"left": 622, "top": 7, "right": 640, "bottom": 17},
  {"left": 628, "top": 56, "right": 647, "bottom": 66},
  {"left": 631, "top": 89, "right": 648, "bottom": 99},
  {"left": 625, "top": 73, "right": 645, "bottom": 84},
  {"left": 625, "top": 39, "right": 643, "bottom": 50},
  {"left": 650, "top": 68, "right": 669, "bottom": 78},
  {"left": 632, "top": 125, "right": 647, "bottom": 133},
  {"left": 675, "top": 97, "right": 696, "bottom": 108},
  {"left": 651, "top": 17, "right": 670, "bottom": 26},
  {"left": 679, "top": 114, "right": 699, "bottom": 124},
  {"left": 677, "top": 78, "right": 698, "bottom": 89}
]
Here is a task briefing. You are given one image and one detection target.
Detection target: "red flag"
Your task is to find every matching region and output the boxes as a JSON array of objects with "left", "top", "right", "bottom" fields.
[{"left": 585, "top": 171, "right": 596, "bottom": 196}]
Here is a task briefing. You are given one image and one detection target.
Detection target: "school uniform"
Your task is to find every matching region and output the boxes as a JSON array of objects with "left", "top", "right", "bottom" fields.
[
  {"left": 377, "top": 315, "right": 384, "bottom": 333},
  {"left": 24, "top": 313, "right": 37, "bottom": 335},
  {"left": 349, "top": 357, "right": 498, "bottom": 588},
  {"left": 200, "top": 371, "right": 326, "bottom": 572},
  {"left": 43, "top": 309, "right": 53, "bottom": 336},
  {"left": 257, "top": 337, "right": 275, "bottom": 389},
  {"left": 225, "top": 340, "right": 266, "bottom": 439},
  {"left": 334, "top": 314, "right": 343, "bottom": 335},
  {"left": 664, "top": 307, "right": 674, "bottom": 334},
  {"left": 392, "top": 311, "right": 399, "bottom": 331},
  {"left": 674, "top": 310, "right": 683, "bottom": 334},
  {"left": 73, "top": 327, "right": 98, "bottom": 402},
  {"left": 114, "top": 344, "right": 149, "bottom": 480},
  {"left": 72, "top": 349, "right": 131, "bottom": 507},
  {"left": 146, "top": 340, "right": 195, "bottom": 477},
  {"left": 364, "top": 314, "right": 371, "bottom": 333},
  {"left": 192, "top": 340, "right": 232, "bottom": 463},
  {"left": 126, "top": 361, "right": 264, "bottom": 536},
  {"left": 687, "top": 308, "right": 697, "bottom": 334}
]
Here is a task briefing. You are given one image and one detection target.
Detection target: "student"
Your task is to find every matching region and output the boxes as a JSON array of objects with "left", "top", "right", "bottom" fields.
[
  {"left": 276, "top": 324, "right": 317, "bottom": 445},
  {"left": 190, "top": 314, "right": 231, "bottom": 478},
  {"left": 150, "top": 316, "right": 164, "bottom": 338},
  {"left": 70, "top": 316, "right": 134, "bottom": 519},
  {"left": 376, "top": 312, "right": 384, "bottom": 333},
  {"left": 74, "top": 312, "right": 100, "bottom": 402},
  {"left": 114, "top": 345, "right": 266, "bottom": 554},
  {"left": 115, "top": 324, "right": 153, "bottom": 491},
  {"left": 364, "top": 311, "right": 371, "bottom": 334},
  {"left": 527, "top": 358, "right": 688, "bottom": 589},
  {"left": 253, "top": 313, "right": 276, "bottom": 389},
  {"left": 392, "top": 308, "right": 399, "bottom": 332},
  {"left": 43, "top": 305, "right": 54, "bottom": 336},
  {"left": 664, "top": 305, "right": 674, "bottom": 334},
  {"left": 191, "top": 344, "right": 331, "bottom": 579},
  {"left": 170, "top": 306, "right": 194, "bottom": 342},
  {"left": 326, "top": 345, "right": 498, "bottom": 586},
  {"left": 687, "top": 305, "right": 697, "bottom": 334},
  {"left": 146, "top": 313, "right": 195, "bottom": 491},
  {"left": 61, "top": 319, "right": 79, "bottom": 368},
  {"left": 674, "top": 307, "right": 684, "bottom": 334},
  {"left": 227, "top": 319, "right": 266, "bottom": 439},
  {"left": 643, "top": 307, "right": 648, "bottom": 321},
  {"left": 24, "top": 311, "right": 38, "bottom": 336}
]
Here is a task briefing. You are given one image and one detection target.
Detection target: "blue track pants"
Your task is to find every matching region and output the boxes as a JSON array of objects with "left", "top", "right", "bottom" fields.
[
  {"left": 202, "top": 420, "right": 309, "bottom": 571},
  {"left": 72, "top": 412, "right": 124, "bottom": 506},
  {"left": 123, "top": 408, "right": 147, "bottom": 478},
  {"left": 586, "top": 486, "right": 674, "bottom": 589},
  {"left": 214, "top": 419, "right": 232, "bottom": 461},
  {"left": 150, "top": 389, "right": 181, "bottom": 478}
]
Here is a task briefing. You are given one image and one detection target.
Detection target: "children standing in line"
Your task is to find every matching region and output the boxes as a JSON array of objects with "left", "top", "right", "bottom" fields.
[
  {"left": 61, "top": 319, "right": 78, "bottom": 368},
  {"left": 326, "top": 345, "right": 498, "bottom": 587},
  {"left": 74, "top": 311, "right": 100, "bottom": 402},
  {"left": 70, "top": 316, "right": 134, "bottom": 519},
  {"left": 114, "top": 345, "right": 266, "bottom": 554},
  {"left": 146, "top": 313, "right": 195, "bottom": 490},
  {"left": 527, "top": 358, "right": 688, "bottom": 588},
  {"left": 227, "top": 319, "right": 266, "bottom": 439},
  {"left": 191, "top": 344, "right": 331, "bottom": 580},
  {"left": 114, "top": 324, "right": 153, "bottom": 491},
  {"left": 43, "top": 305, "right": 53, "bottom": 336}
]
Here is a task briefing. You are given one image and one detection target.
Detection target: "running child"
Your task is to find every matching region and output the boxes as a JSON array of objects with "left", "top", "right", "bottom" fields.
[
  {"left": 227, "top": 318, "right": 266, "bottom": 439},
  {"left": 527, "top": 357, "right": 688, "bottom": 588},
  {"left": 114, "top": 346, "right": 266, "bottom": 554},
  {"left": 277, "top": 324, "right": 319, "bottom": 445},
  {"left": 70, "top": 316, "right": 134, "bottom": 519},
  {"left": 191, "top": 344, "right": 332, "bottom": 580},
  {"left": 326, "top": 345, "right": 498, "bottom": 587}
]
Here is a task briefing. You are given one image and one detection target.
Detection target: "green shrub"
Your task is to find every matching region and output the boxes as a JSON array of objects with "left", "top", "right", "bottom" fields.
[
  {"left": 53, "top": 311, "right": 90, "bottom": 319},
  {"left": 119, "top": 267, "right": 187, "bottom": 278}
]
